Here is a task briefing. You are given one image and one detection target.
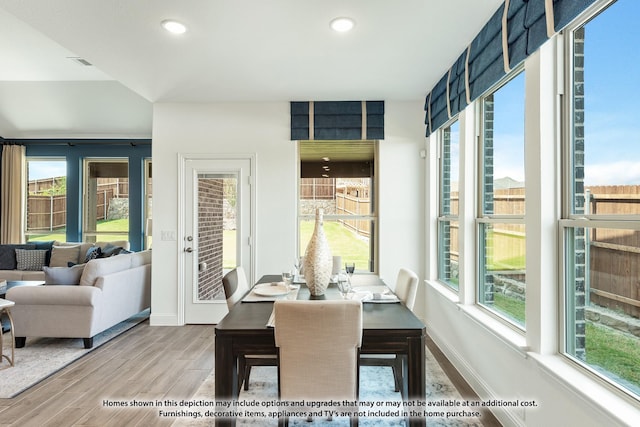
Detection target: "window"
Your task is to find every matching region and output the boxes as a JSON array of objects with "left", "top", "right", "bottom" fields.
[
  {"left": 83, "top": 159, "right": 129, "bottom": 242},
  {"left": 144, "top": 159, "right": 153, "bottom": 249},
  {"left": 25, "top": 159, "right": 67, "bottom": 242},
  {"left": 298, "top": 140, "right": 377, "bottom": 273},
  {"left": 478, "top": 70, "right": 527, "bottom": 328},
  {"left": 563, "top": 0, "right": 640, "bottom": 398},
  {"left": 438, "top": 120, "right": 460, "bottom": 290}
]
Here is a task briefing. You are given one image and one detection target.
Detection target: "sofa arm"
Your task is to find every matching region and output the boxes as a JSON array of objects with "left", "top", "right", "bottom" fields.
[{"left": 6, "top": 285, "right": 101, "bottom": 306}]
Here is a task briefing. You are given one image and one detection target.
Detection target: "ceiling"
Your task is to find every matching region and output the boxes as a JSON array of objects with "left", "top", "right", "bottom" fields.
[{"left": 0, "top": 0, "right": 502, "bottom": 140}]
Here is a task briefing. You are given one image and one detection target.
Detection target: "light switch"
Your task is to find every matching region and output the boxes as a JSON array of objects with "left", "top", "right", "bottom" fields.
[{"left": 161, "top": 230, "right": 176, "bottom": 241}]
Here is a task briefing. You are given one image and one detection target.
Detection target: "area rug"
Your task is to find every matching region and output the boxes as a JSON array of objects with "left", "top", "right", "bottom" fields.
[
  {"left": 173, "top": 344, "right": 483, "bottom": 427},
  {"left": 0, "top": 309, "right": 150, "bottom": 398}
]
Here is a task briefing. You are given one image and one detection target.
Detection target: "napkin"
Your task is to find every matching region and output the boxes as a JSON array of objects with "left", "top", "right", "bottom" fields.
[{"left": 350, "top": 291, "right": 399, "bottom": 303}]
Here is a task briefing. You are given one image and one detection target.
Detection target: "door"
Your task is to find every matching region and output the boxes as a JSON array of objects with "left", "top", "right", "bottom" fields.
[{"left": 182, "top": 156, "right": 253, "bottom": 323}]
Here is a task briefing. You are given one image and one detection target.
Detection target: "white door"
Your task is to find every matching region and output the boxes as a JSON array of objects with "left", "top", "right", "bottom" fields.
[{"left": 182, "top": 156, "right": 254, "bottom": 323}]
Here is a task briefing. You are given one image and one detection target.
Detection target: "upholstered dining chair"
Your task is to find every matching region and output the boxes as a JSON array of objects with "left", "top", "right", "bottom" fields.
[
  {"left": 274, "top": 299, "right": 363, "bottom": 427},
  {"left": 222, "top": 267, "right": 278, "bottom": 391},
  {"left": 359, "top": 268, "right": 419, "bottom": 395}
]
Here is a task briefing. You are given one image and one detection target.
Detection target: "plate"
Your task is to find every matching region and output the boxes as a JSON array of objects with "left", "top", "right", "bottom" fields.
[{"left": 253, "top": 282, "right": 290, "bottom": 297}]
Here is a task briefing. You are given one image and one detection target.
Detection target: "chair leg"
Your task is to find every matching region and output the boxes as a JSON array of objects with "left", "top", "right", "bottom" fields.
[
  {"left": 243, "top": 365, "right": 252, "bottom": 391},
  {"left": 278, "top": 416, "right": 288, "bottom": 427},
  {"left": 350, "top": 415, "right": 359, "bottom": 427},
  {"left": 392, "top": 356, "right": 404, "bottom": 394},
  {"left": 238, "top": 356, "right": 247, "bottom": 391}
]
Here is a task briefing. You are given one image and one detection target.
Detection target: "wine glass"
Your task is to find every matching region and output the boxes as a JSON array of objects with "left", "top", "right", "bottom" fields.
[
  {"left": 345, "top": 262, "right": 355, "bottom": 277},
  {"left": 293, "top": 257, "right": 302, "bottom": 277}
]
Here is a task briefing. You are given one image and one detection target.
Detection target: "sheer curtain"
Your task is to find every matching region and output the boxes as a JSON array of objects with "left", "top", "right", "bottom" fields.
[{"left": 1, "top": 145, "right": 26, "bottom": 244}]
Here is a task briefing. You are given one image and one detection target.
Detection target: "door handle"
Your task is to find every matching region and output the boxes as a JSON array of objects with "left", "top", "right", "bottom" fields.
[{"left": 184, "top": 247, "right": 193, "bottom": 253}]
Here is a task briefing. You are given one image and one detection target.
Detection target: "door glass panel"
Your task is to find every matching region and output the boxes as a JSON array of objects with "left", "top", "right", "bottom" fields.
[{"left": 196, "top": 173, "right": 237, "bottom": 301}]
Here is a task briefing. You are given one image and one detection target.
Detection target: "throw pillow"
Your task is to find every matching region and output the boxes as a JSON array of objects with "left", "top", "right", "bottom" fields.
[
  {"left": 100, "top": 244, "right": 124, "bottom": 257},
  {"left": 44, "top": 264, "right": 86, "bottom": 285},
  {"left": 49, "top": 245, "right": 81, "bottom": 267},
  {"left": 0, "top": 244, "right": 36, "bottom": 269},
  {"left": 27, "top": 240, "right": 55, "bottom": 266},
  {"left": 15, "top": 248, "right": 48, "bottom": 271},
  {"left": 84, "top": 246, "right": 102, "bottom": 263}
]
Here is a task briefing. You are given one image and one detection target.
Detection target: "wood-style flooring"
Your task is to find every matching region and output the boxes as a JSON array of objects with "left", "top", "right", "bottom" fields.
[{"left": 0, "top": 321, "right": 501, "bottom": 426}]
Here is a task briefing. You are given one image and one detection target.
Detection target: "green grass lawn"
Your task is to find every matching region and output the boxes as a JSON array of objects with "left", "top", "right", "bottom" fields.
[
  {"left": 491, "top": 292, "right": 640, "bottom": 391},
  {"left": 299, "top": 221, "right": 370, "bottom": 270},
  {"left": 28, "top": 218, "right": 129, "bottom": 242}
]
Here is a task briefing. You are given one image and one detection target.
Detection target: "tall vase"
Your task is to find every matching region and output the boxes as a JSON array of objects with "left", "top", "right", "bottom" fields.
[{"left": 303, "top": 208, "right": 333, "bottom": 296}]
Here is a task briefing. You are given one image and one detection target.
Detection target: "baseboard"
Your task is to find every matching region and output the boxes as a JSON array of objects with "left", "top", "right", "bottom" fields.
[
  {"left": 426, "top": 324, "right": 525, "bottom": 427},
  {"left": 149, "top": 312, "right": 180, "bottom": 326}
]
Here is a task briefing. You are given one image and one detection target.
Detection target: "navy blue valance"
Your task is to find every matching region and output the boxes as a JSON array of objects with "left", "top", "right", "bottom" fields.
[
  {"left": 425, "top": 0, "right": 596, "bottom": 136},
  {"left": 291, "top": 101, "right": 384, "bottom": 140}
]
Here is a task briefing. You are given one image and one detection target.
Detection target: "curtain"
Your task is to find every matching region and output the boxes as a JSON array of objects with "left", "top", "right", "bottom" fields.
[
  {"left": 1, "top": 145, "right": 26, "bottom": 244},
  {"left": 424, "top": 0, "right": 597, "bottom": 136},
  {"left": 291, "top": 101, "right": 385, "bottom": 140}
]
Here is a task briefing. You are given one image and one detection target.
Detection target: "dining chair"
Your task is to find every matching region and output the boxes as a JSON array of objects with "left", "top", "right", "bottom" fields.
[
  {"left": 359, "top": 268, "right": 419, "bottom": 395},
  {"left": 222, "top": 267, "right": 278, "bottom": 391},
  {"left": 274, "top": 299, "right": 362, "bottom": 427}
]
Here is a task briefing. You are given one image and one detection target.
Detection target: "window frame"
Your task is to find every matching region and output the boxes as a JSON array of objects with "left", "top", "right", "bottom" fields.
[
  {"left": 476, "top": 66, "right": 528, "bottom": 331},
  {"left": 437, "top": 118, "right": 461, "bottom": 291},
  {"left": 560, "top": 0, "right": 640, "bottom": 400},
  {"left": 297, "top": 140, "right": 379, "bottom": 274}
]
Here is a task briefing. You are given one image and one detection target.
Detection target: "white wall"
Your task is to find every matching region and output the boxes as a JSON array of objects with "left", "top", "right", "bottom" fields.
[{"left": 149, "top": 100, "right": 426, "bottom": 325}]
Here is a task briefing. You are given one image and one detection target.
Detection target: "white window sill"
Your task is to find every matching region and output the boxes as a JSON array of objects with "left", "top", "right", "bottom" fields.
[
  {"left": 425, "top": 279, "right": 529, "bottom": 357},
  {"left": 529, "top": 353, "right": 640, "bottom": 425}
]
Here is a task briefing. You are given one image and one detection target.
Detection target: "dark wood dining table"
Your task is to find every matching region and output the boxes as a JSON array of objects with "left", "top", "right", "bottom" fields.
[{"left": 214, "top": 274, "right": 427, "bottom": 427}]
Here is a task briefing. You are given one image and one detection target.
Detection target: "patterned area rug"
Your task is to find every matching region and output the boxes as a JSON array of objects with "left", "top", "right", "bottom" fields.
[
  {"left": 0, "top": 309, "right": 149, "bottom": 398},
  {"left": 173, "top": 344, "right": 483, "bottom": 426}
]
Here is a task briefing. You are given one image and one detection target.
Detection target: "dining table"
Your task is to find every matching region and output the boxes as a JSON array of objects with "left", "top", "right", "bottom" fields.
[{"left": 214, "top": 274, "right": 427, "bottom": 427}]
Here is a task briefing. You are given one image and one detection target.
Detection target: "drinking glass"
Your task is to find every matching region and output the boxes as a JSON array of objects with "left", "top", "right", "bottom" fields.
[
  {"left": 345, "top": 262, "right": 355, "bottom": 277},
  {"left": 337, "top": 273, "right": 351, "bottom": 299},
  {"left": 282, "top": 271, "right": 293, "bottom": 289}
]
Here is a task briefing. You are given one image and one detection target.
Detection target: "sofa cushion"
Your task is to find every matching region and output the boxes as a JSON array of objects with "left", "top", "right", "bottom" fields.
[
  {"left": 84, "top": 246, "right": 102, "bottom": 262},
  {"left": 130, "top": 250, "right": 152, "bottom": 268},
  {"left": 100, "top": 243, "right": 126, "bottom": 257},
  {"left": 44, "top": 264, "right": 86, "bottom": 285},
  {"left": 80, "top": 254, "right": 132, "bottom": 286},
  {"left": 49, "top": 245, "right": 81, "bottom": 267},
  {"left": 15, "top": 248, "right": 48, "bottom": 271},
  {"left": 0, "top": 244, "right": 36, "bottom": 269},
  {"left": 28, "top": 240, "right": 55, "bottom": 265}
]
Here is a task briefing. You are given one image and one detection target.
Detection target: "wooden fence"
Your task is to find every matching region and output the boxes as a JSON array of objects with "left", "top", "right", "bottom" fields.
[
  {"left": 447, "top": 185, "right": 640, "bottom": 317},
  {"left": 26, "top": 179, "right": 128, "bottom": 231}
]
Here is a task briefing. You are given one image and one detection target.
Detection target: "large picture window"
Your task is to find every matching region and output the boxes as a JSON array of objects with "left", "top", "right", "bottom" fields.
[
  {"left": 563, "top": 0, "right": 640, "bottom": 398},
  {"left": 478, "top": 70, "right": 527, "bottom": 328},
  {"left": 298, "top": 140, "right": 377, "bottom": 273},
  {"left": 83, "top": 159, "right": 129, "bottom": 242},
  {"left": 25, "top": 159, "right": 67, "bottom": 242}
]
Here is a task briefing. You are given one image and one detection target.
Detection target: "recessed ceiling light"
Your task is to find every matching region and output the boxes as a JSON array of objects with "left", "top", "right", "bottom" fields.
[
  {"left": 330, "top": 17, "right": 355, "bottom": 33},
  {"left": 161, "top": 19, "right": 187, "bottom": 34}
]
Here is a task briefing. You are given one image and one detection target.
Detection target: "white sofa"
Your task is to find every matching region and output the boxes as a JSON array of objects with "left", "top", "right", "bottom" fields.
[
  {"left": 6, "top": 250, "right": 151, "bottom": 348},
  {"left": 0, "top": 241, "right": 131, "bottom": 282}
]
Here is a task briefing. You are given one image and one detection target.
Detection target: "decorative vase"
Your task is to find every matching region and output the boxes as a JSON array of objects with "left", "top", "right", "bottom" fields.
[{"left": 303, "top": 208, "right": 333, "bottom": 296}]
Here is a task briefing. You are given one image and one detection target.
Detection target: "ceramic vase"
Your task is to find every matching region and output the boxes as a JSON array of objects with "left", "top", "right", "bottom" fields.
[{"left": 303, "top": 208, "right": 333, "bottom": 296}]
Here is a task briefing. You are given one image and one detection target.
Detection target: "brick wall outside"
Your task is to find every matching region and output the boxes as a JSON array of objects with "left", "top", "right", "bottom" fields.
[{"left": 197, "top": 178, "right": 224, "bottom": 300}]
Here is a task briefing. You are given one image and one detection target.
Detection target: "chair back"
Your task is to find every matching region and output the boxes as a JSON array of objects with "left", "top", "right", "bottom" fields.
[
  {"left": 394, "top": 268, "right": 419, "bottom": 311},
  {"left": 274, "top": 300, "right": 362, "bottom": 401},
  {"left": 222, "top": 267, "right": 250, "bottom": 310}
]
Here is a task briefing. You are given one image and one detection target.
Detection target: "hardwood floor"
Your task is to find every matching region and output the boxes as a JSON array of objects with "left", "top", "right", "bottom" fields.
[{"left": 0, "top": 321, "right": 501, "bottom": 426}]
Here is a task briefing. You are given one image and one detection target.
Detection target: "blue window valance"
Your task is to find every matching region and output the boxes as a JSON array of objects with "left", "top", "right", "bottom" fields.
[
  {"left": 291, "top": 101, "right": 384, "bottom": 140},
  {"left": 425, "top": 0, "right": 596, "bottom": 136}
]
